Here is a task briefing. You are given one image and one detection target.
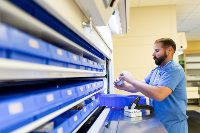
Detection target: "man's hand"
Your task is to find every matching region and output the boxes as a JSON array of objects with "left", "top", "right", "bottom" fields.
[
  {"left": 114, "top": 82, "right": 139, "bottom": 93},
  {"left": 114, "top": 82, "right": 127, "bottom": 90},
  {"left": 119, "top": 71, "right": 134, "bottom": 84}
]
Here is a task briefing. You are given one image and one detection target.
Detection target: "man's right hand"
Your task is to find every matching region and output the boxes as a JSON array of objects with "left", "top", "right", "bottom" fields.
[
  {"left": 114, "top": 81, "right": 139, "bottom": 93},
  {"left": 114, "top": 82, "right": 127, "bottom": 90}
]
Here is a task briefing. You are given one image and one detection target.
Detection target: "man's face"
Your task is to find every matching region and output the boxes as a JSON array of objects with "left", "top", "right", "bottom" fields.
[{"left": 153, "top": 43, "right": 167, "bottom": 66}]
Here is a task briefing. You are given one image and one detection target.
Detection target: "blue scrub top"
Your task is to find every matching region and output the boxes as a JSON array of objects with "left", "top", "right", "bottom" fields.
[{"left": 145, "top": 60, "right": 188, "bottom": 133}]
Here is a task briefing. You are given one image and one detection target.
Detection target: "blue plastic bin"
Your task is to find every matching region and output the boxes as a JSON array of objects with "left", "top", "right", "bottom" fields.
[
  {"left": 33, "top": 115, "right": 70, "bottom": 133},
  {"left": 96, "top": 81, "right": 103, "bottom": 90},
  {"left": 60, "top": 85, "right": 77, "bottom": 103},
  {"left": 48, "top": 44, "right": 70, "bottom": 67},
  {"left": 51, "top": 117, "right": 69, "bottom": 133},
  {"left": 60, "top": 110, "right": 82, "bottom": 133},
  {"left": 91, "top": 82, "right": 97, "bottom": 92},
  {"left": 93, "top": 62, "right": 99, "bottom": 71},
  {"left": 8, "top": 28, "right": 50, "bottom": 64},
  {"left": 0, "top": 94, "right": 37, "bottom": 132},
  {"left": 33, "top": 89, "right": 62, "bottom": 117},
  {"left": 97, "top": 64, "right": 102, "bottom": 72},
  {"left": 76, "top": 84, "right": 86, "bottom": 98},
  {"left": 0, "top": 23, "right": 12, "bottom": 58},
  {"left": 68, "top": 52, "right": 81, "bottom": 66},
  {"left": 80, "top": 57, "right": 89, "bottom": 67},
  {"left": 80, "top": 106, "right": 90, "bottom": 120},
  {"left": 99, "top": 81, "right": 104, "bottom": 89},
  {"left": 85, "top": 82, "right": 93, "bottom": 94},
  {"left": 88, "top": 100, "right": 99, "bottom": 111},
  {"left": 87, "top": 60, "right": 94, "bottom": 70}
]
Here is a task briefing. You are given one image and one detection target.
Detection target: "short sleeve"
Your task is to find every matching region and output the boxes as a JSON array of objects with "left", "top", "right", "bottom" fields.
[
  {"left": 144, "top": 73, "right": 151, "bottom": 84},
  {"left": 145, "top": 69, "right": 156, "bottom": 84},
  {"left": 158, "top": 69, "right": 182, "bottom": 91}
]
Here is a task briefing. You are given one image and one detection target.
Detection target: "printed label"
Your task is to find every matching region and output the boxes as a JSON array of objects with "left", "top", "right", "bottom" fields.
[
  {"left": 73, "top": 55, "right": 77, "bottom": 61},
  {"left": 80, "top": 87, "right": 84, "bottom": 92},
  {"left": 89, "top": 60, "right": 93, "bottom": 64},
  {"left": 57, "top": 127, "right": 64, "bottom": 133},
  {"left": 84, "top": 107, "right": 87, "bottom": 112},
  {"left": 87, "top": 84, "right": 90, "bottom": 89},
  {"left": 29, "top": 39, "right": 40, "bottom": 49},
  {"left": 83, "top": 58, "right": 87, "bottom": 62},
  {"left": 91, "top": 96, "right": 95, "bottom": 100},
  {"left": 93, "top": 83, "right": 96, "bottom": 87},
  {"left": 8, "top": 102, "right": 24, "bottom": 115},
  {"left": 67, "top": 90, "right": 72, "bottom": 95},
  {"left": 98, "top": 82, "right": 101, "bottom": 86},
  {"left": 57, "top": 49, "right": 63, "bottom": 56},
  {"left": 46, "top": 94, "right": 54, "bottom": 102},
  {"left": 74, "top": 115, "right": 78, "bottom": 121}
]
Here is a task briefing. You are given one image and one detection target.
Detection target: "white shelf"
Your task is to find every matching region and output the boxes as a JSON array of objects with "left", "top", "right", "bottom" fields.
[
  {"left": 186, "top": 56, "right": 200, "bottom": 63},
  {"left": 187, "top": 92, "right": 199, "bottom": 99},
  {"left": 12, "top": 87, "right": 106, "bottom": 133},
  {"left": 0, "top": 1, "right": 104, "bottom": 63},
  {"left": 186, "top": 63, "right": 200, "bottom": 69},
  {"left": 186, "top": 87, "right": 199, "bottom": 91},
  {"left": 0, "top": 59, "right": 106, "bottom": 80},
  {"left": 72, "top": 107, "right": 99, "bottom": 133},
  {"left": 187, "top": 76, "right": 200, "bottom": 81}
]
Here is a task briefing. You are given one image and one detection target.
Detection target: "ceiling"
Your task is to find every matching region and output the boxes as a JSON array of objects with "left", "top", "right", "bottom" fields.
[{"left": 130, "top": 0, "right": 200, "bottom": 41}]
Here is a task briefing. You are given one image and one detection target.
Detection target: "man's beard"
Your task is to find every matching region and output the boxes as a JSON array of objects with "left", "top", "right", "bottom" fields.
[{"left": 154, "top": 51, "right": 167, "bottom": 65}]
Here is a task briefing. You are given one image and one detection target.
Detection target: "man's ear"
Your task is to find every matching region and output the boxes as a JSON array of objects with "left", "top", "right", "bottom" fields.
[
  {"left": 168, "top": 46, "right": 173, "bottom": 54},
  {"left": 166, "top": 51, "right": 169, "bottom": 55}
]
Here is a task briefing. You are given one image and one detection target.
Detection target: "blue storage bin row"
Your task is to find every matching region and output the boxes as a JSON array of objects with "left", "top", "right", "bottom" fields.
[
  {"left": 0, "top": 23, "right": 105, "bottom": 71},
  {"left": 0, "top": 80, "right": 103, "bottom": 132},
  {"left": 33, "top": 99, "right": 99, "bottom": 133},
  {"left": 85, "top": 80, "right": 104, "bottom": 94},
  {"left": 33, "top": 110, "right": 82, "bottom": 133}
]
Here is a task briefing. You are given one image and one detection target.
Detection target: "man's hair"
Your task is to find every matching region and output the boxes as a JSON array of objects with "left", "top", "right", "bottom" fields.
[{"left": 155, "top": 38, "right": 176, "bottom": 52}]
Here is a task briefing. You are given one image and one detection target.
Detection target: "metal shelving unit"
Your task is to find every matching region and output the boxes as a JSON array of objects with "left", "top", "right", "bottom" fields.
[{"left": 0, "top": 1, "right": 111, "bottom": 132}]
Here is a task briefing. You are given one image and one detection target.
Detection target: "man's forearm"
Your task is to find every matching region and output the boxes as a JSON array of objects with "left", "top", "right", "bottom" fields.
[
  {"left": 129, "top": 80, "right": 165, "bottom": 101},
  {"left": 123, "top": 83, "right": 138, "bottom": 93}
]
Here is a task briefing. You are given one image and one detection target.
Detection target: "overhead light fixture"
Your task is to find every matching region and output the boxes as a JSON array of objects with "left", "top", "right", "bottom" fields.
[
  {"left": 108, "top": 9, "right": 122, "bottom": 34},
  {"left": 176, "top": 45, "right": 184, "bottom": 55}
]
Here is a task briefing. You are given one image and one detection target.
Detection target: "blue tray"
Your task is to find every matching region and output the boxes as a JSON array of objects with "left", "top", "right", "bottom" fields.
[{"left": 99, "top": 94, "right": 146, "bottom": 108}]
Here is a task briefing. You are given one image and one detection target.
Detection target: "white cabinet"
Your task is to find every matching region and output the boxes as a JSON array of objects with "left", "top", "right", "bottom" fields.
[{"left": 184, "top": 53, "right": 200, "bottom": 103}]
